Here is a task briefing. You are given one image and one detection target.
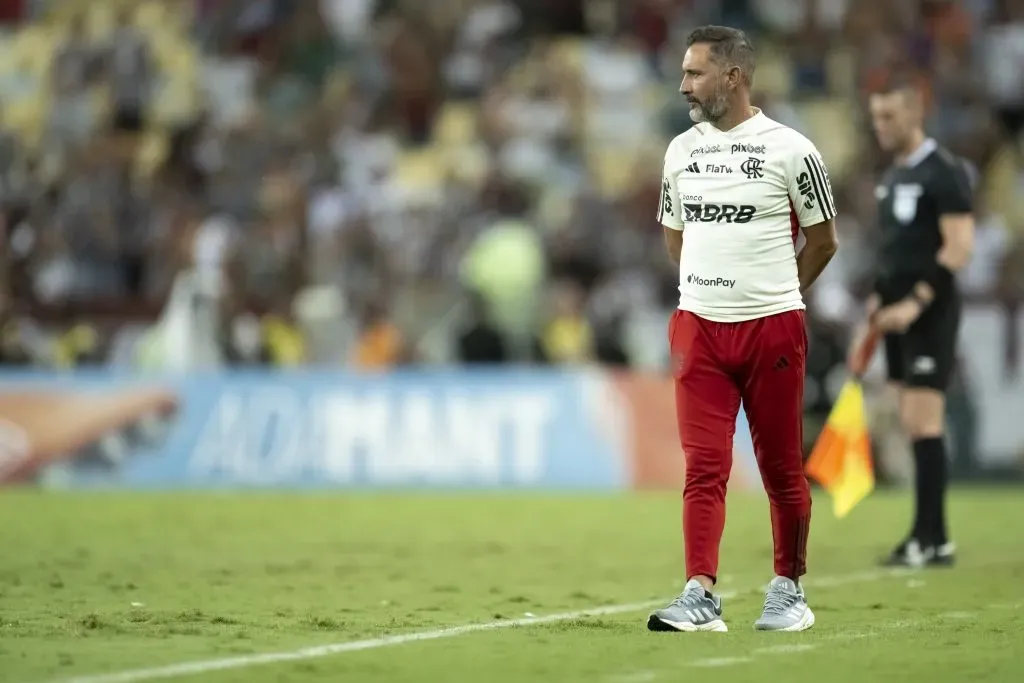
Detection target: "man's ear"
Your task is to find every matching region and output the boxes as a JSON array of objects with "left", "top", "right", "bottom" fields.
[{"left": 725, "top": 65, "right": 742, "bottom": 89}]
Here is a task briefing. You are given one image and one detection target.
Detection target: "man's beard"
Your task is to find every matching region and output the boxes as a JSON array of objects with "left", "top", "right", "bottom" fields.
[{"left": 688, "top": 87, "right": 729, "bottom": 124}]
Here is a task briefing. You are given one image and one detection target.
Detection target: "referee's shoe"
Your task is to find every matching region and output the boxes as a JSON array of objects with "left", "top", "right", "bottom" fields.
[{"left": 881, "top": 538, "right": 956, "bottom": 568}]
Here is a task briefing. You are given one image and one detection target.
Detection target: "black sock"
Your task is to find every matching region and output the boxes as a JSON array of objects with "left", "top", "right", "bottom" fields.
[{"left": 911, "top": 437, "right": 949, "bottom": 545}]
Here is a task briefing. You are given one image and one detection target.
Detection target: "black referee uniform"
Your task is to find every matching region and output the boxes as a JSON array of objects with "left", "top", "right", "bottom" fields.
[
  {"left": 874, "top": 138, "right": 973, "bottom": 392},
  {"left": 873, "top": 137, "right": 974, "bottom": 562}
]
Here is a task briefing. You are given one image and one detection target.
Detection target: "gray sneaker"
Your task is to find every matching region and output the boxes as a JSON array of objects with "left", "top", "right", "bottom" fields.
[
  {"left": 647, "top": 579, "right": 727, "bottom": 632},
  {"left": 754, "top": 576, "right": 815, "bottom": 632}
]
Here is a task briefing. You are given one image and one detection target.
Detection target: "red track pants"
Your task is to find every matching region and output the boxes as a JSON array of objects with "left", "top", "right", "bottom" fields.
[{"left": 669, "top": 308, "right": 812, "bottom": 583}]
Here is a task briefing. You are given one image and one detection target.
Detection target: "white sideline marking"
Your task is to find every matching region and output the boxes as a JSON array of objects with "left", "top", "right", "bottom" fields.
[
  {"left": 46, "top": 569, "right": 908, "bottom": 683},
  {"left": 754, "top": 644, "right": 817, "bottom": 655},
  {"left": 609, "top": 672, "right": 657, "bottom": 683},
  {"left": 50, "top": 600, "right": 665, "bottom": 683},
  {"left": 691, "top": 657, "right": 752, "bottom": 668},
  {"left": 689, "top": 601, "right": 1024, "bottom": 669}
]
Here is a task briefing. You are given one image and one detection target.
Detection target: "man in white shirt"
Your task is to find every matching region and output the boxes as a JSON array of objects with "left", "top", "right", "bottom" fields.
[{"left": 646, "top": 25, "right": 838, "bottom": 634}]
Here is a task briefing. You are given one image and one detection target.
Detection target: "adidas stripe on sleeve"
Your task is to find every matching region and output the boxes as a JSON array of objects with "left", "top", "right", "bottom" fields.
[
  {"left": 659, "top": 145, "right": 685, "bottom": 230},
  {"left": 790, "top": 146, "right": 837, "bottom": 227}
]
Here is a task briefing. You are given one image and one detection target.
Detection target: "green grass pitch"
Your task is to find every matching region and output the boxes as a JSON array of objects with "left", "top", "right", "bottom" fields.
[{"left": 1, "top": 488, "right": 1023, "bottom": 683}]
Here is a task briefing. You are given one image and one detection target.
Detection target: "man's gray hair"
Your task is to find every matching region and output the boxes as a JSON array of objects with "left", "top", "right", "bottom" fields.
[{"left": 686, "top": 25, "right": 756, "bottom": 85}]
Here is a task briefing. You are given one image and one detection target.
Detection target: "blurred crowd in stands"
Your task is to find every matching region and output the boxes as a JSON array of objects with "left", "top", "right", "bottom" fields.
[{"left": 0, "top": 0, "right": 1021, "bottom": 390}]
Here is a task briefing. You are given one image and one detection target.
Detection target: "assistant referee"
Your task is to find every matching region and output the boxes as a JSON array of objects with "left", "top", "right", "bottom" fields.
[{"left": 850, "top": 76, "right": 976, "bottom": 568}]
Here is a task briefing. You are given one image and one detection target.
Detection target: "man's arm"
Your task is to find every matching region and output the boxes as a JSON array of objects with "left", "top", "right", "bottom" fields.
[
  {"left": 871, "top": 214, "right": 975, "bottom": 334},
  {"left": 797, "top": 218, "right": 838, "bottom": 293},
  {"left": 664, "top": 227, "right": 683, "bottom": 265},
  {"left": 789, "top": 141, "right": 839, "bottom": 292},
  {"left": 658, "top": 143, "right": 685, "bottom": 263},
  {"left": 907, "top": 213, "right": 975, "bottom": 307},
  {"left": 937, "top": 214, "right": 975, "bottom": 271},
  {"left": 915, "top": 156, "right": 976, "bottom": 305}
]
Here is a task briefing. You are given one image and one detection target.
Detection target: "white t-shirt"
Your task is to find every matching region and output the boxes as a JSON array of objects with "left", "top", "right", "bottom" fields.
[{"left": 657, "top": 110, "right": 837, "bottom": 322}]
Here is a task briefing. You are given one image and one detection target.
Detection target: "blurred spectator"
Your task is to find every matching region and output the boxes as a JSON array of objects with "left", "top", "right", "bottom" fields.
[
  {"left": 593, "top": 312, "right": 630, "bottom": 367},
  {"left": 0, "top": 0, "right": 1021, "bottom": 476},
  {"left": 261, "top": 314, "right": 307, "bottom": 366},
  {"left": 0, "top": 314, "right": 32, "bottom": 366},
  {"left": 983, "top": 0, "right": 1024, "bottom": 153},
  {"left": 49, "top": 13, "right": 97, "bottom": 151},
  {"left": 538, "top": 279, "right": 594, "bottom": 365},
  {"left": 52, "top": 322, "right": 104, "bottom": 369},
  {"left": 106, "top": 7, "right": 153, "bottom": 134},
  {"left": 351, "top": 299, "right": 405, "bottom": 370},
  {"left": 456, "top": 289, "right": 509, "bottom": 364},
  {"left": 960, "top": 198, "right": 1010, "bottom": 297}
]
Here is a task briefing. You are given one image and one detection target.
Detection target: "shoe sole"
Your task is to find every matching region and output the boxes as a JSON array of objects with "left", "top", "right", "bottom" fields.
[
  {"left": 647, "top": 614, "right": 728, "bottom": 632},
  {"left": 753, "top": 607, "right": 815, "bottom": 632}
]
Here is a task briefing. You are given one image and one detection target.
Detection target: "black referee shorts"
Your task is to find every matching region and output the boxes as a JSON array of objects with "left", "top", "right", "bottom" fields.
[{"left": 883, "top": 292, "right": 961, "bottom": 392}]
